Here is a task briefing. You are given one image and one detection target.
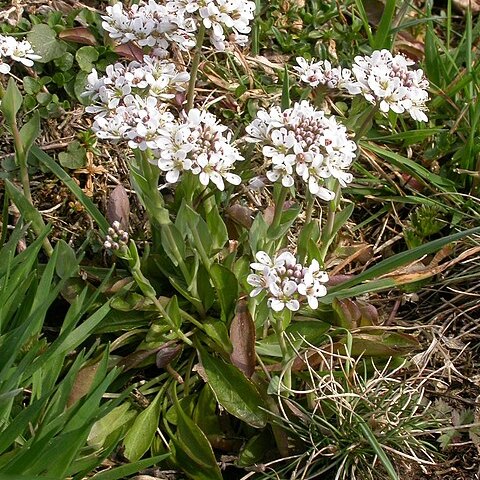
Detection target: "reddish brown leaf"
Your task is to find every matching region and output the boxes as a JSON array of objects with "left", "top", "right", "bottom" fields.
[
  {"left": 118, "top": 349, "right": 158, "bottom": 371},
  {"left": 156, "top": 344, "right": 182, "bottom": 368},
  {"left": 59, "top": 27, "right": 97, "bottom": 46},
  {"left": 326, "top": 274, "right": 355, "bottom": 286},
  {"left": 107, "top": 184, "right": 130, "bottom": 230},
  {"left": 226, "top": 204, "right": 253, "bottom": 229},
  {"left": 67, "top": 361, "right": 100, "bottom": 407},
  {"left": 114, "top": 42, "right": 145, "bottom": 62},
  {"left": 357, "top": 301, "right": 379, "bottom": 327},
  {"left": 332, "top": 298, "right": 361, "bottom": 329},
  {"left": 229, "top": 298, "right": 256, "bottom": 377}
]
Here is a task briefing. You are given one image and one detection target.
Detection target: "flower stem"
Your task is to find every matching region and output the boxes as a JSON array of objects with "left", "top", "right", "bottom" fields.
[
  {"left": 320, "top": 180, "right": 341, "bottom": 263},
  {"left": 12, "top": 118, "right": 53, "bottom": 257},
  {"left": 12, "top": 122, "right": 31, "bottom": 205},
  {"left": 186, "top": 23, "right": 206, "bottom": 112},
  {"left": 274, "top": 312, "right": 292, "bottom": 391},
  {"left": 304, "top": 191, "right": 315, "bottom": 225},
  {"left": 133, "top": 268, "right": 193, "bottom": 346},
  {"left": 270, "top": 185, "right": 289, "bottom": 232}
]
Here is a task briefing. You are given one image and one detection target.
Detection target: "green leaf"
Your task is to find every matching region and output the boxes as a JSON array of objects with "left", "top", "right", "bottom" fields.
[
  {"left": 54, "top": 52, "right": 74, "bottom": 72},
  {"left": 27, "top": 24, "right": 67, "bottom": 63},
  {"left": 198, "top": 347, "right": 268, "bottom": 428},
  {"left": 363, "top": 143, "right": 456, "bottom": 192},
  {"left": 205, "top": 204, "right": 228, "bottom": 252},
  {"left": 298, "top": 220, "right": 321, "bottom": 263},
  {"left": 123, "top": 390, "right": 162, "bottom": 462},
  {"left": 327, "top": 226, "right": 480, "bottom": 298},
  {"left": 19, "top": 111, "right": 40, "bottom": 156},
  {"left": 210, "top": 263, "right": 238, "bottom": 322},
  {"left": 74, "top": 71, "right": 90, "bottom": 104},
  {"left": 88, "top": 403, "right": 137, "bottom": 448},
  {"left": 372, "top": 0, "right": 396, "bottom": 49},
  {"left": 55, "top": 240, "right": 78, "bottom": 279},
  {"left": 4, "top": 180, "right": 49, "bottom": 243},
  {"left": 281, "top": 65, "right": 290, "bottom": 111},
  {"left": 172, "top": 387, "right": 222, "bottom": 479},
  {"left": 249, "top": 212, "right": 268, "bottom": 253},
  {"left": 321, "top": 203, "right": 354, "bottom": 256},
  {"left": 0, "top": 78, "right": 22, "bottom": 127},
  {"left": 267, "top": 203, "right": 301, "bottom": 241},
  {"left": 23, "top": 77, "right": 41, "bottom": 95},
  {"left": 166, "top": 295, "right": 182, "bottom": 329},
  {"left": 89, "top": 454, "right": 170, "bottom": 480},
  {"left": 357, "top": 416, "right": 399, "bottom": 480},
  {"left": 237, "top": 429, "right": 272, "bottom": 467},
  {"left": 203, "top": 317, "right": 232, "bottom": 354},
  {"left": 75, "top": 45, "right": 99, "bottom": 72},
  {"left": 160, "top": 223, "right": 185, "bottom": 268},
  {"left": 58, "top": 141, "right": 87, "bottom": 169}
]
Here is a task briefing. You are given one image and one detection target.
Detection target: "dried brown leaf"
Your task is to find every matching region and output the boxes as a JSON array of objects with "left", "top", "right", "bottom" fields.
[
  {"left": 59, "top": 27, "right": 96, "bottom": 46},
  {"left": 107, "top": 184, "right": 130, "bottom": 230},
  {"left": 67, "top": 361, "right": 100, "bottom": 407},
  {"left": 229, "top": 298, "right": 256, "bottom": 377},
  {"left": 156, "top": 344, "right": 182, "bottom": 368},
  {"left": 226, "top": 204, "right": 253, "bottom": 229},
  {"left": 114, "top": 42, "right": 144, "bottom": 62}
]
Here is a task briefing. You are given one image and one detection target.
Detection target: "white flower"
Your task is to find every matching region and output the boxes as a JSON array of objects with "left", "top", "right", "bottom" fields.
[
  {"left": 0, "top": 35, "right": 41, "bottom": 73},
  {"left": 350, "top": 49, "right": 429, "bottom": 121},
  {"left": 151, "top": 108, "right": 243, "bottom": 190},
  {"left": 294, "top": 56, "right": 356, "bottom": 90},
  {"left": 246, "top": 100, "right": 356, "bottom": 197},
  {"left": 247, "top": 251, "right": 328, "bottom": 312},
  {"left": 102, "top": 0, "right": 255, "bottom": 54},
  {"left": 268, "top": 280, "right": 299, "bottom": 312}
]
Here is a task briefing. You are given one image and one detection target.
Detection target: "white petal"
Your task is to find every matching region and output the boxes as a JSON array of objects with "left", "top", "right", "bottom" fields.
[
  {"left": 286, "top": 299, "right": 300, "bottom": 311},
  {"left": 269, "top": 299, "right": 285, "bottom": 312}
]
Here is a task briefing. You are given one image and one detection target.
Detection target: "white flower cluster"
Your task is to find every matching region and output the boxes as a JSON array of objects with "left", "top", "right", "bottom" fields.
[
  {"left": 83, "top": 56, "right": 189, "bottom": 148},
  {"left": 295, "top": 50, "right": 430, "bottom": 122},
  {"left": 102, "top": 1, "right": 196, "bottom": 57},
  {"left": 152, "top": 108, "right": 243, "bottom": 190},
  {"left": 84, "top": 56, "right": 190, "bottom": 113},
  {"left": 294, "top": 57, "right": 355, "bottom": 90},
  {"left": 246, "top": 101, "right": 356, "bottom": 200},
  {"left": 83, "top": 61, "right": 243, "bottom": 190},
  {"left": 0, "top": 35, "right": 41, "bottom": 74},
  {"left": 349, "top": 50, "right": 429, "bottom": 122},
  {"left": 102, "top": 0, "right": 255, "bottom": 55},
  {"left": 247, "top": 251, "right": 328, "bottom": 312}
]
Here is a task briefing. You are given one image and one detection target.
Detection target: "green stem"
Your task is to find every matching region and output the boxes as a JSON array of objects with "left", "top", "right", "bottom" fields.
[
  {"left": 320, "top": 180, "right": 341, "bottom": 263},
  {"left": 270, "top": 185, "right": 289, "bottom": 231},
  {"left": 163, "top": 222, "right": 193, "bottom": 284},
  {"left": 137, "top": 151, "right": 192, "bottom": 283},
  {"left": 132, "top": 268, "right": 192, "bottom": 346},
  {"left": 12, "top": 122, "right": 31, "bottom": 204},
  {"left": 12, "top": 119, "right": 53, "bottom": 256},
  {"left": 275, "top": 312, "right": 291, "bottom": 391},
  {"left": 186, "top": 23, "right": 206, "bottom": 112},
  {"left": 304, "top": 191, "right": 315, "bottom": 225},
  {"left": 191, "top": 226, "right": 211, "bottom": 273}
]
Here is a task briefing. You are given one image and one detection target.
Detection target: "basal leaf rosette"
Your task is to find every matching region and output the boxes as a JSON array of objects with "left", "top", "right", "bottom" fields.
[
  {"left": 246, "top": 101, "right": 357, "bottom": 200},
  {"left": 248, "top": 250, "right": 328, "bottom": 312}
]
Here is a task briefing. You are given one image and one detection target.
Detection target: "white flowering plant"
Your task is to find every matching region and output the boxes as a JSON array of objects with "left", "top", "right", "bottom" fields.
[{"left": 3, "top": 2, "right": 480, "bottom": 479}]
